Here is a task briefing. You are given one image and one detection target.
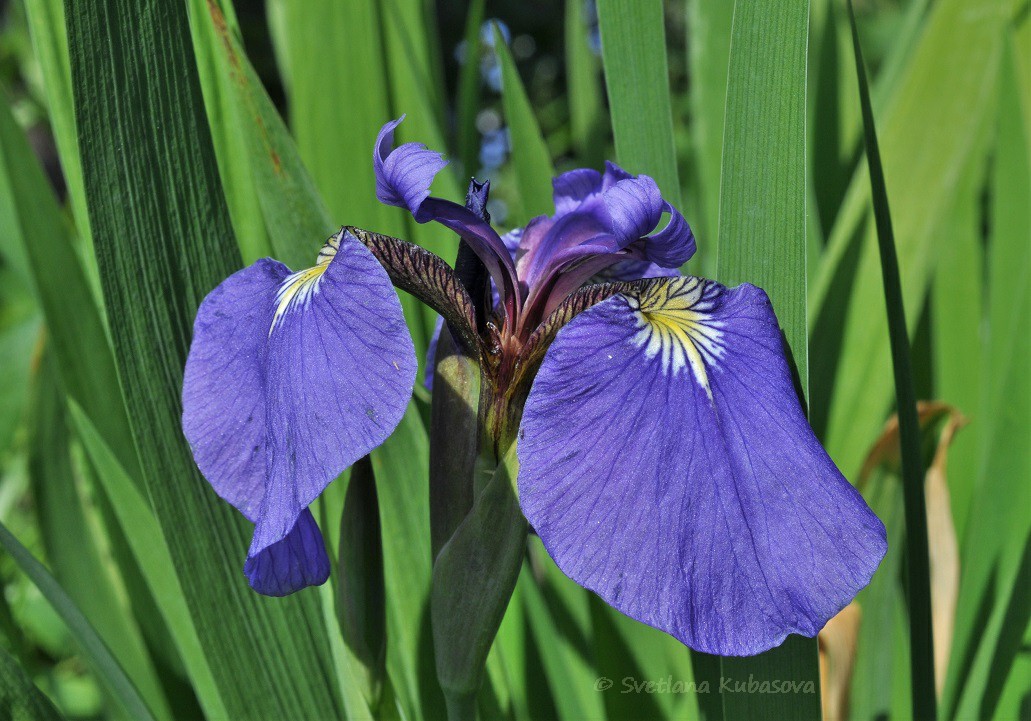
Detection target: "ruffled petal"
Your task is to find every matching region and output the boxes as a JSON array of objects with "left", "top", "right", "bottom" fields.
[
  {"left": 250, "top": 231, "right": 417, "bottom": 561},
  {"left": 244, "top": 509, "right": 330, "bottom": 596},
  {"left": 517, "top": 276, "right": 886, "bottom": 655},
  {"left": 374, "top": 115, "right": 448, "bottom": 215},
  {"left": 183, "top": 258, "right": 289, "bottom": 521},
  {"left": 552, "top": 168, "right": 603, "bottom": 217},
  {"left": 374, "top": 118, "right": 519, "bottom": 313},
  {"left": 644, "top": 202, "right": 696, "bottom": 268}
]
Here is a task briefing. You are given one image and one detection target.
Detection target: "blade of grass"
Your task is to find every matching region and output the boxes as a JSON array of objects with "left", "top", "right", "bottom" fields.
[
  {"left": 0, "top": 96, "right": 138, "bottom": 483},
  {"left": 372, "top": 407, "right": 446, "bottom": 721},
  {"left": 67, "top": 403, "right": 229, "bottom": 721},
  {"left": 187, "top": 0, "right": 272, "bottom": 262},
  {"left": 596, "top": 0, "right": 680, "bottom": 201},
  {"left": 686, "top": 0, "right": 733, "bottom": 272},
  {"left": 846, "top": 4, "right": 936, "bottom": 716},
  {"left": 0, "top": 521, "right": 157, "bottom": 721},
  {"left": 494, "top": 25, "right": 556, "bottom": 221},
  {"left": 945, "top": 34, "right": 1031, "bottom": 720},
  {"left": 456, "top": 0, "right": 485, "bottom": 177},
  {"left": 565, "top": 0, "right": 606, "bottom": 170},
  {"left": 519, "top": 557, "right": 605, "bottom": 721},
  {"left": 21, "top": 0, "right": 101, "bottom": 299},
  {"left": 0, "top": 645, "right": 66, "bottom": 721},
  {"left": 190, "top": 7, "right": 440, "bottom": 712},
  {"left": 65, "top": 0, "right": 344, "bottom": 717},
  {"left": 28, "top": 354, "right": 172, "bottom": 721},
  {"left": 809, "top": 0, "right": 1010, "bottom": 477},
  {"left": 715, "top": 1, "right": 820, "bottom": 719}
]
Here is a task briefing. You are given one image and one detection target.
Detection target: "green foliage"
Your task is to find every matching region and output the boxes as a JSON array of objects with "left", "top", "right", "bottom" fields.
[{"left": 0, "top": 0, "right": 1025, "bottom": 718}]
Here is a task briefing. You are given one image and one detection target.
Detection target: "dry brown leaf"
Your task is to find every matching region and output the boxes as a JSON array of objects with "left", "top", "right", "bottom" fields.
[
  {"left": 819, "top": 602, "right": 862, "bottom": 721},
  {"left": 855, "top": 400, "right": 967, "bottom": 700}
]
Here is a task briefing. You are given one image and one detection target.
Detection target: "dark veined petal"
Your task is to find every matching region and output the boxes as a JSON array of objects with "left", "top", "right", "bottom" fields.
[
  {"left": 183, "top": 230, "right": 416, "bottom": 595},
  {"left": 517, "top": 276, "right": 887, "bottom": 655},
  {"left": 244, "top": 509, "right": 330, "bottom": 596}
]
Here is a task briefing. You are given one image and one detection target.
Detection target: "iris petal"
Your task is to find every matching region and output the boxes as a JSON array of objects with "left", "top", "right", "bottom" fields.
[
  {"left": 373, "top": 118, "right": 519, "bottom": 316},
  {"left": 244, "top": 509, "right": 330, "bottom": 596},
  {"left": 183, "top": 230, "right": 416, "bottom": 594},
  {"left": 517, "top": 276, "right": 886, "bottom": 655}
]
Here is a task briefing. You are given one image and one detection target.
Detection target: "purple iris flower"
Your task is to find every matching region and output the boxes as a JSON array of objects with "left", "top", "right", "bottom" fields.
[{"left": 182, "top": 116, "right": 886, "bottom": 656}]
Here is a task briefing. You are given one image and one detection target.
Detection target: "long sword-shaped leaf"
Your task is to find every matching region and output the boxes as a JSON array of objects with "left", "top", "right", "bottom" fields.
[
  {"left": 809, "top": 0, "right": 1010, "bottom": 476},
  {"left": 494, "top": 25, "right": 555, "bottom": 221},
  {"left": 65, "top": 1, "right": 343, "bottom": 717},
  {"left": 68, "top": 403, "right": 228, "bottom": 721},
  {"left": 0, "top": 522, "right": 156, "bottom": 721},
  {"left": 715, "top": 1, "right": 820, "bottom": 719},
  {"left": 846, "top": 3, "right": 935, "bottom": 716},
  {"left": 596, "top": 0, "right": 680, "bottom": 201},
  {"left": 946, "top": 36, "right": 1031, "bottom": 721},
  {"left": 686, "top": 0, "right": 733, "bottom": 274},
  {"left": 29, "top": 354, "right": 172, "bottom": 721},
  {"left": 565, "top": 0, "right": 606, "bottom": 170},
  {"left": 0, "top": 645, "right": 65, "bottom": 721}
]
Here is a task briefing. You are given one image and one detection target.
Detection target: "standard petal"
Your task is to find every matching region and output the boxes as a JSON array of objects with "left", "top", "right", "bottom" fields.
[
  {"left": 517, "top": 276, "right": 886, "bottom": 656},
  {"left": 374, "top": 116, "right": 449, "bottom": 215},
  {"left": 244, "top": 508, "right": 330, "bottom": 596},
  {"left": 644, "top": 202, "right": 696, "bottom": 267},
  {"left": 249, "top": 231, "right": 417, "bottom": 561},
  {"left": 183, "top": 258, "right": 289, "bottom": 521},
  {"left": 373, "top": 118, "right": 519, "bottom": 312},
  {"left": 552, "top": 168, "right": 603, "bottom": 217}
]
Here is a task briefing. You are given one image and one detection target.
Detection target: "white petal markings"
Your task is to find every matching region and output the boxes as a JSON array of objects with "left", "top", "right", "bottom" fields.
[
  {"left": 629, "top": 277, "right": 727, "bottom": 398},
  {"left": 269, "top": 231, "right": 342, "bottom": 334}
]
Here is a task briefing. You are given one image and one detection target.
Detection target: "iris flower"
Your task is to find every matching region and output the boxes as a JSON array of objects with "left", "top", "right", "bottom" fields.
[{"left": 182, "top": 116, "right": 886, "bottom": 656}]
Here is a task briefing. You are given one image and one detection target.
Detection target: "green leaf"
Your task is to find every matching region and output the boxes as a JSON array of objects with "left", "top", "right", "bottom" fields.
[
  {"left": 456, "top": 0, "right": 486, "bottom": 176},
  {"left": 686, "top": 0, "right": 733, "bottom": 268},
  {"left": 65, "top": 1, "right": 344, "bottom": 718},
  {"left": 28, "top": 354, "right": 172, "bottom": 721},
  {"left": 0, "top": 521, "right": 157, "bottom": 721},
  {"left": 431, "top": 446, "right": 526, "bottom": 719},
  {"left": 67, "top": 403, "right": 228, "bottom": 721},
  {"left": 946, "top": 35, "right": 1031, "bottom": 721},
  {"left": 809, "top": 0, "right": 1010, "bottom": 476},
  {"left": 0, "top": 645, "right": 66, "bottom": 721},
  {"left": 715, "top": 0, "right": 821, "bottom": 719},
  {"left": 565, "top": 0, "right": 607, "bottom": 169},
  {"left": 21, "top": 0, "right": 101, "bottom": 298},
  {"left": 596, "top": 0, "right": 680, "bottom": 200},
  {"left": 519, "top": 552, "right": 606, "bottom": 721},
  {"left": 494, "top": 25, "right": 556, "bottom": 221},
  {"left": 846, "top": 1, "right": 936, "bottom": 714},
  {"left": 186, "top": 0, "right": 271, "bottom": 262},
  {"left": 372, "top": 407, "right": 445, "bottom": 721},
  {"left": 0, "top": 95, "right": 138, "bottom": 483}
]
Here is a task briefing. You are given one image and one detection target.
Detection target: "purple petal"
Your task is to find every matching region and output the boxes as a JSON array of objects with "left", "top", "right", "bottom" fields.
[
  {"left": 645, "top": 202, "right": 696, "bottom": 268},
  {"left": 250, "top": 232, "right": 417, "bottom": 561},
  {"left": 374, "top": 118, "right": 519, "bottom": 315},
  {"left": 183, "top": 231, "right": 416, "bottom": 595},
  {"left": 517, "top": 276, "right": 886, "bottom": 655},
  {"left": 183, "top": 258, "right": 288, "bottom": 521},
  {"left": 244, "top": 509, "right": 330, "bottom": 596},
  {"left": 374, "top": 116, "right": 449, "bottom": 215},
  {"left": 604, "top": 176, "right": 664, "bottom": 242},
  {"left": 552, "top": 168, "right": 603, "bottom": 217}
]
